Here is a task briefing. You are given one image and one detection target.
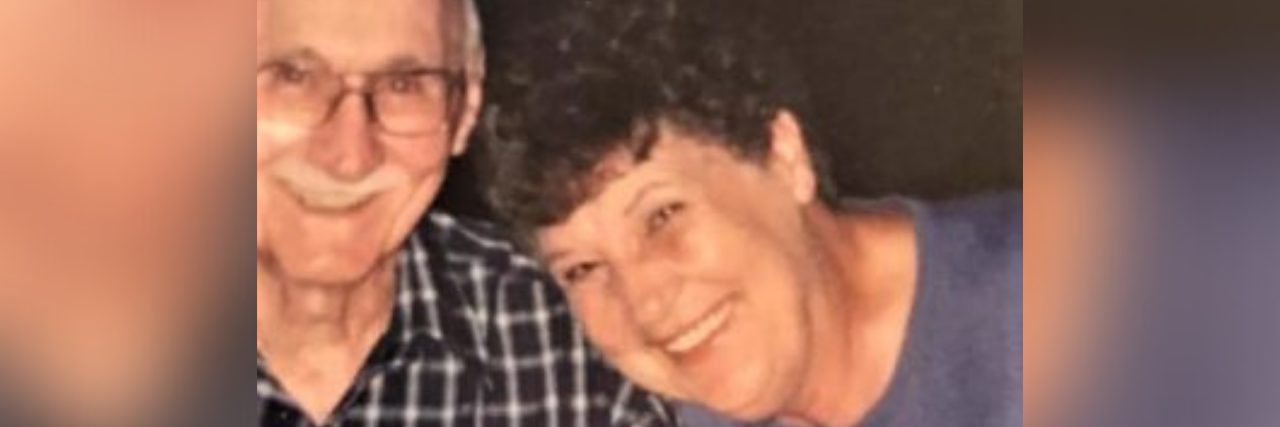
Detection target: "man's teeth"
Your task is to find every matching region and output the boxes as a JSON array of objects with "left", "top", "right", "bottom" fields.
[{"left": 665, "top": 302, "right": 733, "bottom": 354}]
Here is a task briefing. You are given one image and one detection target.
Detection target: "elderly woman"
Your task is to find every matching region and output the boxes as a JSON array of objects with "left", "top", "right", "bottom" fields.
[{"left": 479, "top": 2, "right": 1022, "bottom": 426}]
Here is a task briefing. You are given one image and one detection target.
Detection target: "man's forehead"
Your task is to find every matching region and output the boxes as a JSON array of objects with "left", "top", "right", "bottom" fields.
[{"left": 260, "top": 0, "right": 449, "bottom": 69}]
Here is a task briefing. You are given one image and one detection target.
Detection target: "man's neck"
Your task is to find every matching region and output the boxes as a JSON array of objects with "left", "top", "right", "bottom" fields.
[
  {"left": 780, "top": 205, "right": 919, "bottom": 427},
  {"left": 256, "top": 259, "right": 397, "bottom": 359},
  {"left": 255, "top": 257, "right": 397, "bottom": 422}
]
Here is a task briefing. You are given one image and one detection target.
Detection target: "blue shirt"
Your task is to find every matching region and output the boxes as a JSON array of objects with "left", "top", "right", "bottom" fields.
[{"left": 678, "top": 194, "right": 1024, "bottom": 427}]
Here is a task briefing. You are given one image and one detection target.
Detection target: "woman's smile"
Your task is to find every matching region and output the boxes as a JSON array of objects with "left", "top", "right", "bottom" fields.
[{"left": 661, "top": 297, "right": 736, "bottom": 356}]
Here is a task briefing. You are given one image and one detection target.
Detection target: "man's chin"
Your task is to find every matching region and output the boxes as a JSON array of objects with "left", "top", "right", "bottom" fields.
[
  {"left": 262, "top": 246, "right": 393, "bottom": 287},
  {"left": 287, "top": 265, "right": 382, "bottom": 287}
]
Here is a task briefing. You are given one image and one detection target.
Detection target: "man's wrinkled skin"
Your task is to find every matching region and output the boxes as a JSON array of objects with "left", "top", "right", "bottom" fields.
[
  {"left": 0, "top": 1, "right": 247, "bottom": 426},
  {"left": 255, "top": 0, "right": 483, "bottom": 421}
]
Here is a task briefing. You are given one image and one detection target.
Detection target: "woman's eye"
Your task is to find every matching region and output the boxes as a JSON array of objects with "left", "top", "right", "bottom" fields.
[
  {"left": 646, "top": 202, "right": 685, "bottom": 234},
  {"left": 561, "top": 262, "right": 600, "bottom": 286}
]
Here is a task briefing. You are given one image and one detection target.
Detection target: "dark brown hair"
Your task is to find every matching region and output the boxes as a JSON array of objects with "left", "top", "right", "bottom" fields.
[{"left": 480, "top": 0, "right": 838, "bottom": 242}]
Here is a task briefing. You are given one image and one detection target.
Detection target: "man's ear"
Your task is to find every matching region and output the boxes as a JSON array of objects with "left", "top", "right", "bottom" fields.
[
  {"left": 449, "top": 63, "right": 485, "bottom": 157},
  {"left": 768, "top": 110, "right": 818, "bottom": 205}
]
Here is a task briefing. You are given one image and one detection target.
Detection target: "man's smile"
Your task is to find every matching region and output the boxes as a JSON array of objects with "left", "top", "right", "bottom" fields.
[
  {"left": 269, "top": 158, "right": 410, "bottom": 214},
  {"left": 285, "top": 183, "right": 384, "bottom": 213}
]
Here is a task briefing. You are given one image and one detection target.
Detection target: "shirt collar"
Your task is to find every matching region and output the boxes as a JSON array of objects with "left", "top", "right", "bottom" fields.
[{"left": 385, "top": 214, "right": 490, "bottom": 368}]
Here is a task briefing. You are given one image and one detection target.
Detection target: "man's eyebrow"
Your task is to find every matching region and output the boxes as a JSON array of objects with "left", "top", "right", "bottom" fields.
[
  {"left": 261, "top": 46, "right": 322, "bottom": 65},
  {"left": 379, "top": 55, "right": 437, "bottom": 72}
]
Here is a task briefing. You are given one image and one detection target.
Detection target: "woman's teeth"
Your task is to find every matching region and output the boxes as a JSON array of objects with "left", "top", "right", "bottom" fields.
[{"left": 664, "top": 302, "right": 734, "bottom": 355}]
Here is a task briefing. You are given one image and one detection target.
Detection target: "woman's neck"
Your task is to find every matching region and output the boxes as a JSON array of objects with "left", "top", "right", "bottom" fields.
[{"left": 780, "top": 204, "right": 919, "bottom": 427}]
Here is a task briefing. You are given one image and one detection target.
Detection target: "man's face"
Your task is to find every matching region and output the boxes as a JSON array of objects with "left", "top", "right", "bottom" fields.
[
  {"left": 256, "top": 0, "right": 478, "bottom": 284},
  {"left": 538, "top": 125, "right": 822, "bottom": 420}
]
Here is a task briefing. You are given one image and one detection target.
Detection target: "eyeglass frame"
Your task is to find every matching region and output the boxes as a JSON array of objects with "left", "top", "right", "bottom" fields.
[{"left": 256, "top": 61, "right": 470, "bottom": 138}]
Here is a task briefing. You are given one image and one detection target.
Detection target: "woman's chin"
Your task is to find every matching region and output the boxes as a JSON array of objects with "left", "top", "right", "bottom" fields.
[
  {"left": 685, "top": 359, "right": 785, "bottom": 423},
  {"left": 698, "top": 392, "right": 780, "bottom": 424}
]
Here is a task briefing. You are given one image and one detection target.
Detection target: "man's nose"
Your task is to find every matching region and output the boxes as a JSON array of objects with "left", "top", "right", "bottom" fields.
[{"left": 306, "top": 94, "right": 384, "bottom": 180}]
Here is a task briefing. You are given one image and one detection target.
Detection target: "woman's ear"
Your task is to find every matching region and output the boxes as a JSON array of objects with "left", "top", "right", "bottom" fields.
[{"left": 768, "top": 110, "right": 818, "bottom": 205}]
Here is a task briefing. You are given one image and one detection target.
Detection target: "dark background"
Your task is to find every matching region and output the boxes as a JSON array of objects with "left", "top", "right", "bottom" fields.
[{"left": 439, "top": 0, "right": 1023, "bottom": 219}]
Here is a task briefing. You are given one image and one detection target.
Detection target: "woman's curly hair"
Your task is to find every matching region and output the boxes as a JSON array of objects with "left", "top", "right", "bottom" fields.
[{"left": 480, "top": 0, "right": 838, "bottom": 242}]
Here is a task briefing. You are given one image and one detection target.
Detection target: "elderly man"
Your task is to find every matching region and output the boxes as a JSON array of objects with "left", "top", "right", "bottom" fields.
[{"left": 255, "top": 0, "right": 673, "bottom": 426}]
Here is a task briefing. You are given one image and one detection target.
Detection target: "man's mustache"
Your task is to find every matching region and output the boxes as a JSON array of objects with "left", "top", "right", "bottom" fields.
[{"left": 269, "top": 157, "right": 410, "bottom": 210}]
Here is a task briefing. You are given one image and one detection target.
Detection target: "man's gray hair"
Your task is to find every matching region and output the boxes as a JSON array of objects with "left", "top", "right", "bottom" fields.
[{"left": 460, "top": 0, "right": 485, "bottom": 73}]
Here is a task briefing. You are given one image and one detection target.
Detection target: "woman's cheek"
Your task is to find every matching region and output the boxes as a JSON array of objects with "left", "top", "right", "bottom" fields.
[
  {"left": 571, "top": 285, "right": 691, "bottom": 400},
  {"left": 678, "top": 218, "right": 735, "bottom": 278},
  {"left": 570, "top": 285, "right": 646, "bottom": 353}
]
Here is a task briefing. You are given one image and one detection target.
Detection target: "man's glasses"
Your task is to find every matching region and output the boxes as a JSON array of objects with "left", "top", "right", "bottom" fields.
[{"left": 257, "top": 61, "right": 465, "bottom": 137}]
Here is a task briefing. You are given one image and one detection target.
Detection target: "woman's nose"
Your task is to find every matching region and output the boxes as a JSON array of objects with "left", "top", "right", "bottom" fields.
[{"left": 613, "top": 263, "right": 681, "bottom": 329}]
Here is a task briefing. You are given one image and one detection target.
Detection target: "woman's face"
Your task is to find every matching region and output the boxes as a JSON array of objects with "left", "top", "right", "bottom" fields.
[{"left": 536, "top": 125, "right": 825, "bottom": 421}]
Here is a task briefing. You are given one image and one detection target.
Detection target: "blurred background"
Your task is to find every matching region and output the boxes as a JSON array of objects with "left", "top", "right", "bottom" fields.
[{"left": 439, "top": 0, "right": 1024, "bottom": 219}]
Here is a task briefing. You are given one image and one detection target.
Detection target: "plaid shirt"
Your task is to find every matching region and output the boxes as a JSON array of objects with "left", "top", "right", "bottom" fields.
[{"left": 257, "top": 212, "right": 676, "bottom": 427}]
